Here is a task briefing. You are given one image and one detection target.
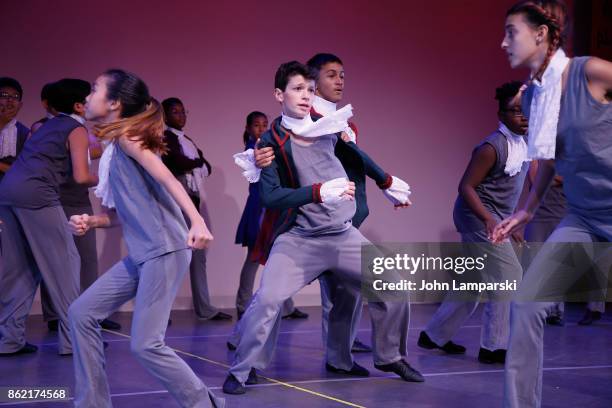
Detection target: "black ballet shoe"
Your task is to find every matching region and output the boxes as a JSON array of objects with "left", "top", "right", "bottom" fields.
[
  {"left": 47, "top": 320, "right": 59, "bottom": 332},
  {"left": 375, "top": 360, "right": 424, "bottom": 382},
  {"left": 210, "top": 312, "right": 233, "bottom": 321},
  {"left": 326, "top": 362, "right": 370, "bottom": 377},
  {"left": 578, "top": 309, "right": 602, "bottom": 326},
  {"left": 0, "top": 342, "right": 38, "bottom": 356},
  {"left": 226, "top": 341, "right": 237, "bottom": 351},
  {"left": 246, "top": 368, "right": 258, "bottom": 385},
  {"left": 417, "top": 331, "right": 466, "bottom": 354},
  {"left": 478, "top": 348, "right": 506, "bottom": 364},
  {"left": 351, "top": 338, "right": 372, "bottom": 353},
  {"left": 99, "top": 319, "right": 122, "bottom": 330},
  {"left": 223, "top": 374, "right": 246, "bottom": 395},
  {"left": 282, "top": 308, "right": 309, "bottom": 319},
  {"left": 545, "top": 315, "right": 565, "bottom": 326}
]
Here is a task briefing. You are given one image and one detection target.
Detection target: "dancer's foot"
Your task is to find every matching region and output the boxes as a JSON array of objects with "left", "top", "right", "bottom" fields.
[
  {"left": 417, "top": 331, "right": 466, "bottom": 354},
  {"left": 326, "top": 362, "right": 370, "bottom": 377},
  {"left": 375, "top": 360, "right": 424, "bottom": 382},
  {"left": 0, "top": 343, "right": 38, "bottom": 356},
  {"left": 223, "top": 374, "right": 246, "bottom": 394}
]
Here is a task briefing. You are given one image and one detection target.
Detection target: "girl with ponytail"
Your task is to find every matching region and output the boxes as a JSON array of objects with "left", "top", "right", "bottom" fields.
[
  {"left": 67, "top": 69, "right": 224, "bottom": 408},
  {"left": 493, "top": 2, "right": 612, "bottom": 407}
]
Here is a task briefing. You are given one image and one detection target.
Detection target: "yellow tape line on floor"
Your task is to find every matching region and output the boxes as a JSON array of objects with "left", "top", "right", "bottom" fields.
[{"left": 102, "top": 329, "right": 367, "bottom": 408}]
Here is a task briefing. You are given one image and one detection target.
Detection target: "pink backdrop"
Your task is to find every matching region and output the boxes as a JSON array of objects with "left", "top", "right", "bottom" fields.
[{"left": 2, "top": 0, "right": 562, "bottom": 309}]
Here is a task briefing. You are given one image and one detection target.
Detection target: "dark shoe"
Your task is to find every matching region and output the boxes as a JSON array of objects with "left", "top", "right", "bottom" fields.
[
  {"left": 47, "top": 320, "right": 58, "bottom": 332},
  {"left": 167, "top": 319, "right": 172, "bottom": 326},
  {"left": 237, "top": 310, "right": 244, "bottom": 320},
  {"left": 210, "top": 311, "right": 233, "bottom": 321},
  {"left": 223, "top": 374, "right": 245, "bottom": 395},
  {"left": 417, "top": 331, "right": 466, "bottom": 354},
  {"left": 103, "top": 341, "right": 109, "bottom": 349},
  {"left": 545, "top": 315, "right": 565, "bottom": 326},
  {"left": 351, "top": 338, "right": 372, "bottom": 353},
  {"left": 375, "top": 360, "right": 424, "bottom": 382},
  {"left": 326, "top": 362, "right": 370, "bottom": 377},
  {"left": 578, "top": 309, "right": 602, "bottom": 326},
  {"left": 246, "top": 368, "right": 258, "bottom": 385},
  {"left": 0, "top": 342, "right": 38, "bottom": 356},
  {"left": 100, "top": 319, "right": 122, "bottom": 330},
  {"left": 478, "top": 348, "right": 506, "bottom": 364},
  {"left": 226, "top": 341, "right": 237, "bottom": 351},
  {"left": 282, "top": 308, "right": 309, "bottom": 319}
]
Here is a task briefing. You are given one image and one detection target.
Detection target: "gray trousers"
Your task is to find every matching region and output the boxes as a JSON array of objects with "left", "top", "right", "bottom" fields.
[
  {"left": 425, "top": 229, "right": 522, "bottom": 351},
  {"left": 504, "top": 212, "right": 611, "bottom": 408},
  {"left": 183, "top": 208, "right": 219, "bottom": 319},
  {"left": 229, "top": 227, "right": 409, "bottom": 383},
  {"left": 0, "top": 205, "right": 80, "bottom": 354},
  {"left": 234, "top": 248, "right": 295, "bottom": 316},
  {"left": 68, "top": 249, "right": 224, "bottom": 408},
  {"left": 320, "top": 272, "right": 363, "bottom": 366},
  {"left": 41, "top": 204, "right": 98, "bottom": 322}
]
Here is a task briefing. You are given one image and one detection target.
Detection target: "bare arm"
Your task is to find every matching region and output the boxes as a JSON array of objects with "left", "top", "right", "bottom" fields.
[
  {"left": 458, "top": 144, "right": 498, "bottom": 236},
  {"left": 585, "top": 57, "right": 612, "bottom": 102},
  {"left": 68, "top": 127, "right": 98, "bottom": 186}
]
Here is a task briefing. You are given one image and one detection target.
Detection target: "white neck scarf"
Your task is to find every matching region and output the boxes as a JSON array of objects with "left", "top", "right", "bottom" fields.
[
  {"left": 168, "top": 127, "right": 207, "bottom": 193},
  {"left": 281, "top": 104, "right": 353, "bottom": 138},
  {"left": 312, "top": 96, "right": 357, "bottom": 143},
  {"left": 0, "top": 119, "right": 18, "bottom": 159},
  {"left": 312, "top": 95, "right": 337, "bottom": 116},
  {"left": 498, "top": 122, "right": 529, "bottom": 176},
  {"left": 95, "top": 141, "right": 116, "bottom": 208},
  {"left": 527, "top": 48, "right": 570, "bottom": 159}
]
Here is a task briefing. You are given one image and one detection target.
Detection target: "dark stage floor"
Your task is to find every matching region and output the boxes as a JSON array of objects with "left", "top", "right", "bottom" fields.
[{"left": 0, "top": 303, "right": 610, "bottom": 407}]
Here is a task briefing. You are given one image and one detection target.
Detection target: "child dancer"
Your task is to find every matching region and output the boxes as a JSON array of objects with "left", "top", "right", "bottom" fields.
[
  {"left": 0, "top": 77, "right": 29, "bottom": 182},
  {"left": 0, "top": 78, "right": 96, "bottom": 356},
  {"left": 234, "top": 111, "right": 304, "bottom": 320},
  {"left": 161, "top": 97, "right": 231, "bottom": 321},
  {"left": 67, "top": 69, "right": 224, "bottom": 407},
  {"left": 492, "top": 1, "right": 612, "bottom": 406},
  {"left": 223, "top": 61, "right": 417, "bottom": 395},
  {"left": 418, "top": 81, "right": 528, "bottom": 364}
]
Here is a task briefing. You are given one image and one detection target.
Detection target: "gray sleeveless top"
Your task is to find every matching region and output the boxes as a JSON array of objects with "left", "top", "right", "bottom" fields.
[
  {"left": 523, "top": 57, "right": 612, "bottom": 218},
  {"left": 453, "top": 131, "right": 529, "bottom": 233},
  {"left": 0, "top": 115, "right": 82, "bottom": 209},
  {"left": 110, "top": 142, "right": 189, "bottom": 264}
]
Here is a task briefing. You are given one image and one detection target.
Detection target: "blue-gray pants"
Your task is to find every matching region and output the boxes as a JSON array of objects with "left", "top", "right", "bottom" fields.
[
  {"left": 229, "top": 227, "right": 410, "bottom": 383},
  {"left": 42, "top": 204, "right": 98, "bottom": 322},
  {"left": 504, "top": 212, "right": 611, "bottom": 408},
  {"left": 68, "top": 249, "right": 224, "bottom": 408},
  {"left": 425, "top": 229, "right": 522, "bottom": 351},
  {"left": 0, "top": 205, "right": 79, "bottom": 355}
]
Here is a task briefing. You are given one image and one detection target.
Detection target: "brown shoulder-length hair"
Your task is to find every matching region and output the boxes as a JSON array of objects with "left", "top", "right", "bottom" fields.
[
  {"left": 94, "top": 69, "right": 167, "bottom": 154},
  {"left": 507, "top": 0, "right": 570, "bottom": 83}
]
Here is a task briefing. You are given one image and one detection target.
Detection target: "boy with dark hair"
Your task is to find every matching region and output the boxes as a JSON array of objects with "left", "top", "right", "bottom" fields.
[
  {"left": 30, "top": 82, "right": 59, "bottom": 133},
  {"left": 223, "top": 61, "right": 419, "bottom": 395},
  {"left": 0, "top": 77, "right": 29, "bottom": 182},
  {"left": 161, "top": 96, "right": 231, "bottom": 321},
  {"left": 0, "top": 78, "right": 98, "bottom": 355}
]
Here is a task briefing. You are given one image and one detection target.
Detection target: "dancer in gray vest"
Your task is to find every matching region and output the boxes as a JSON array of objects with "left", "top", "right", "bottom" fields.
[
  {"left": 0, "top": 79, "right": 96, "bottom": 356},
  {"left": 223, "top": 61, "right": 418, "bottom": 396},
  {"left": 67, "top": 69, "right": 223, "bottom": 408},
  {"left": 418, "top": 81, "right": 528, "bottom": 364},
  {"left": 495, "top": 2, "right": 612, "bottom": 406}
]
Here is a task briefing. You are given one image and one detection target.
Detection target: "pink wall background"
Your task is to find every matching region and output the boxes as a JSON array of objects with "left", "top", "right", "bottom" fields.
[{"left": 2, "top": 0, "right": 560, "bottom": 310}]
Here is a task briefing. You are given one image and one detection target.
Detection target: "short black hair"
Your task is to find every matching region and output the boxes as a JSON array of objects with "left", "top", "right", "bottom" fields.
[
  {"left": 274, "top": 61, "right": 316, "bottom": 91},
  {"left": 0, "top": 77, "right": 23, "bottom": 100},
  {"left": 495, "top": 81, "right": 523, "bottom": 111},
  {"left": 41, "top": 82, "right": 58, "bottom": 101},
  {"left": 161, "top": 97, "right": 183, "bottom": 114},
  {"left": 306, "top": 53, "right": 343, "bottom": 79},
  {"left": 49, "top": 78, "right": 91, "bottom": 114}
]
